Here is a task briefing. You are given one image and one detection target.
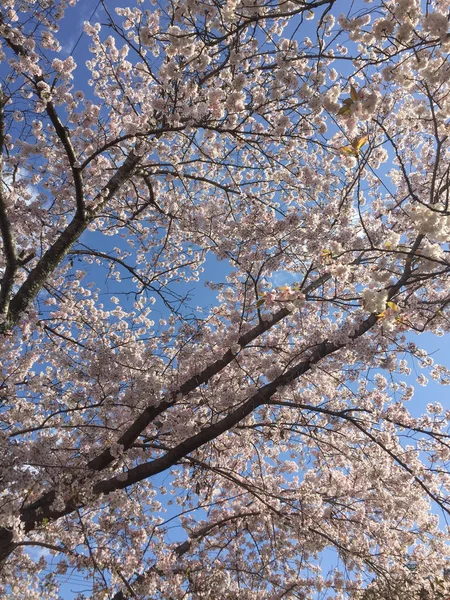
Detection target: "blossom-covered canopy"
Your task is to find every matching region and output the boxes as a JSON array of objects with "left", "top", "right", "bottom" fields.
[{"left": 0, "top": 0, "right": 450, "bottom": 598}]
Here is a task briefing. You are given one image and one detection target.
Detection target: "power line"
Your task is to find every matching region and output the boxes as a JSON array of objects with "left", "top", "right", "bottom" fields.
[{"left": 68, "top": 0, "right": 102, "bottom": 58}]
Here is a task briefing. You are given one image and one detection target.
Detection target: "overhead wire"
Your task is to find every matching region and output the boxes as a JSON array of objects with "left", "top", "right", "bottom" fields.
[{"left": 67, "top": 0, "right": 102, "bottom": 58}]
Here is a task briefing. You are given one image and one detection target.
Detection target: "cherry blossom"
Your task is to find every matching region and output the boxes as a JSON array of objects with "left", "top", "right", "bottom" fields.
[{"left": 0, "top": 0, "right": 450, "bottom": 598}]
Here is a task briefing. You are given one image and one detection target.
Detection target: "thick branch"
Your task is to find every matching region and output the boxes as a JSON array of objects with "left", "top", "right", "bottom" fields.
[
  {"left": 6, "top": 215, "right": 86, "bottom": 327},
  {"left": 0, "top": 17, "right": 140, "bottom": 328},
  {"left": 93, "top": 319, "right": 376, "bottom": 495},
  {"left": 0, "top": 314, "right": 373, "bottom": 563},
  {"left": 44, "top": 99, "right": 85, "bottom": 218},
  {"left": 5, "top": 150, "right": 142, "bottom": 329},
  {"left": 0, "top": 88, "right": 17, "bottom": 315},
  {"left": 87, "top": 273, "right": 330, "bottom": 473},
  {"left": 0, "top": 240, "right": 419, "bottom": 561},
  {"left": 19, "top": 311, "right": 379, "bottom": 530}
]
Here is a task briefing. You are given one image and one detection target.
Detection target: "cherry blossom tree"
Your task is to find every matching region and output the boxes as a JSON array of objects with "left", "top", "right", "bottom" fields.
[
  {"left": 354, "top": 564, "right": 450, "bottom": 600},
  {"left": 1, "top": 0, "right": 450, "bottom": 597}
]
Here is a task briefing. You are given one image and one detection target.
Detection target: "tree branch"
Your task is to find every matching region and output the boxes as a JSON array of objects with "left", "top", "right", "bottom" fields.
[
  {"left": 43, "top": 98, "right": 85, "bottom": 219},
  {"left": 0, "top": 87, "right": 18, "bottom": 316},
  {"left": 86, "top": 272, "right": 331, "bottom": 473},
  {"left": 111, "top": 510, "right": 261, "bottom": 600},
  {"left": 5, "top": 149, "right": 142, "bottom": 330}
]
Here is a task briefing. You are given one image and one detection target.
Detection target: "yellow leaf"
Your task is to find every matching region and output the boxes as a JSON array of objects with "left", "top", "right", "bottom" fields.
[
  {"left": 377, "top": 310, "right": 387, "bottom": 320},
  {"left": 337, "top": 97, "right": 354, "bottom": 116},
  {"left": 337, "top": 105, "right": 352, "bottom": 115},
  {"left": 256, "top": 298, "right": 265, "bottom": 307},
  {"left": 338, "top": 144, "right": 355, "bottom": 155},
  {"left": 339, "top": 136, "right": 368, "bottom": 157},
  {"left": 386, "top": 301, "right": 399, "bottom": 311},
  {"left": 338, "top": 98, "right": 354, "bottom": 116},
  {"left": 321, "top": 249, "right": 333, "bottom": 264},
  {"left": 352, "top": 135, "right": 368, "bottom": 152},
  {"left": 350, "top": 84, "right": 359, "bottom": 101}
]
